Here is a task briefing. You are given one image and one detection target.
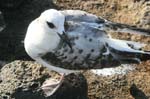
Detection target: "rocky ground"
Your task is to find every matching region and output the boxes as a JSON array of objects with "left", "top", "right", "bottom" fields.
[
  {"left": 0, "top": 0, "right": 150, "bottom": 99},
  {"left": 0, "top": 61, "right": 88, "bottom": 99}
]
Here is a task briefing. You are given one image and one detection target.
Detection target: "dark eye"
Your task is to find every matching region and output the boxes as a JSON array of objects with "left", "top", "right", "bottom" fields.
[{"left": 46, "top": 22, "right": 55, "bottom": 28}]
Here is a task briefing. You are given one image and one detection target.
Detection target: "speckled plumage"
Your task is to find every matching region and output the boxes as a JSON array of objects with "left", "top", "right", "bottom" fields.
[
  {"left": 41, "top": 21, "right": 120, "bottom": 70},
  {"left": 25, "top": 9, "right": 150, "bottom": 72},
  {"left": 24, "top": 9, "right": 150, "bottom": 96}
]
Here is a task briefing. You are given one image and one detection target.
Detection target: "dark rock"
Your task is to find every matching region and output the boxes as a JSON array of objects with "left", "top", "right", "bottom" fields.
[
  {"left": 130, "top": 83, "right": 148, "bottom": 99},
  {"left": 0, "top": 0, "right": 58, "bottom": 61},
  {"left": 0, "top": 60, "right": 88, "bottom": 99},
  {"left": 0, "top": 0, "right": 24, "bottom": 9},
  {"left": 0, "top": 11, "right": 5, "bottom": 32}
]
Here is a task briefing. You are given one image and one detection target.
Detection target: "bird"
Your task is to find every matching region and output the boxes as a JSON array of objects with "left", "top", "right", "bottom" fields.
[{"left": 24, "top": 9, "right": 150, "bottom": 96}]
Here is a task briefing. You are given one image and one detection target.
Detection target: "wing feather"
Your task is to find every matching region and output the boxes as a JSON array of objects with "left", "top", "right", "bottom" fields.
[{"left": 60, "top": 10, "right": 150, "bottom": 36}]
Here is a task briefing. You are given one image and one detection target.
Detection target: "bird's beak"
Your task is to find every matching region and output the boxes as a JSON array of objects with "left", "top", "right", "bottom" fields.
[
  {"left": 57, "top": 31, "right": 72, "bottom": 49},
  {"left": 57, "top": 31, "right": 69, "bottom": 41}
]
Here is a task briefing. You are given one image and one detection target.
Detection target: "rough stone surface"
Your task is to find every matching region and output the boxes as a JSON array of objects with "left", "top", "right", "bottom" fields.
[
  {"left": 83, "top": 61, "right": 150, "bottom": 99},
  {"left": 0, "top": 60, "right": 88, "bottom": 99}
]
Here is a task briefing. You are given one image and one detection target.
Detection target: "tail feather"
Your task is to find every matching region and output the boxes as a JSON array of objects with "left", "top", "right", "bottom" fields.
[
  {"left": 105, "top": 38, "right": 150, "bottom": 64},
  {"left": 104, "top": 21, "right": 150, "bottom": 36}
]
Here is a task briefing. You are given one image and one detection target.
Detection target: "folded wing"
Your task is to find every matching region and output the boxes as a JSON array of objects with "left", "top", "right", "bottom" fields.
[{"left": 61, "top": 10, "right": 150, "bottom": 36}]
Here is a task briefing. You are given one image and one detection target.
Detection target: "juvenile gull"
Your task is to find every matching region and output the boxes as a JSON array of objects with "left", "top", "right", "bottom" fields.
[{"left": 24, "top": 9, "right": 150, "bottom": 96}]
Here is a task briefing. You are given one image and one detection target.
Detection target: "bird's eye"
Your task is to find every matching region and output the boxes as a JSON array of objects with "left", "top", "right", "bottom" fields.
[{"left": 46, "top": 22, "right": 55, "bottom": 28}]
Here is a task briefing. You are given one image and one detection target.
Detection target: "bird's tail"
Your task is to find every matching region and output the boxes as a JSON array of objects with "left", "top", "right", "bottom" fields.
[
  {"left": 104, "top": 21, "right": 150, "bottom": 36},
  {"left": 104, "top": 38, "right": 150, "bottom": 64}
]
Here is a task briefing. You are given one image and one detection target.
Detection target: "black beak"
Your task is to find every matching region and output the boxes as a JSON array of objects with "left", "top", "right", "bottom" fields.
[{"left": 57, "top": 31, "right": 72, "bottom": 49}]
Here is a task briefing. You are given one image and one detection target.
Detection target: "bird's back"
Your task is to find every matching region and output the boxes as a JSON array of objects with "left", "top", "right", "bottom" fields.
[{"left": 41, "top": 21, "right": 150, "bottom": 70}]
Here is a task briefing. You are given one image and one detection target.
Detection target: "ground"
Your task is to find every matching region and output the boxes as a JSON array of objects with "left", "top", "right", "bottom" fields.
[{"left": 0, "top": 0, "right": 150, "bottom": 99}]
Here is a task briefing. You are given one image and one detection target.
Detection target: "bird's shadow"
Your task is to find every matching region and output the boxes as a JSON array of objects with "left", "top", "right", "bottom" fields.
[{"left": 130, "top": 83, "right": 149, "bottom": 99}]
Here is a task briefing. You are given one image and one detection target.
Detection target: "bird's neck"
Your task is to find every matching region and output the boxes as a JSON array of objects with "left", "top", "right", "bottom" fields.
[
  {"left": 25, "top": 30, "right": 61, "bottom": 56},
  {"left": 41, "top": 32, "right": 61, "bottom": 52}
]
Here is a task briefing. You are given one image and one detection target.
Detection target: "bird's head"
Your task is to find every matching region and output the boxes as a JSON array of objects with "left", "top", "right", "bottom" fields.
[{"left": 39, "top": 9, "right": 65, "bottom": 35}]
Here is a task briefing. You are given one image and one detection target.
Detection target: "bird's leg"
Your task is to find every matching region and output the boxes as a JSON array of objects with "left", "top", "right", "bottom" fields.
[{"left": 41, "top": 73, "right": 65, "bottom": 96}]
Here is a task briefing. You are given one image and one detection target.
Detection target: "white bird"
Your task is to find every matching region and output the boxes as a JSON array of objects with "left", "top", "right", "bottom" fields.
[{"left": 24, "top": 9, "right": 150, "bottom": 96}]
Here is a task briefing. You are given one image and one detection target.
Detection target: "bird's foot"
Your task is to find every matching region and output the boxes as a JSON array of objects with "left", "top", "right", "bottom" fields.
[{"left": 41, "top": 74, "right": 65, "bottom": 96}]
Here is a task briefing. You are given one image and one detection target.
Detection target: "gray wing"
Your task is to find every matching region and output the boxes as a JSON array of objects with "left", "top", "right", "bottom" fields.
[
  {"left": 42, "top": 20, "right": 150, "bottom": 70},
  {"left": 65, "top": 21, "right": 108, "bottom": 38},
  {"left": 104, "top": 21, "right": 150, "bottom": 36},
  {"left": 42, "top": 21, "right": 116, "bottom": 70},
  {"left": 60, "top": 10, "right": 150, "bottom": 36},
  {"left": 60, "top": 10, "right": 106, "bottom": 23},
  {"left": 42, "top": 10, "right": 150, "bottom": 70}
]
